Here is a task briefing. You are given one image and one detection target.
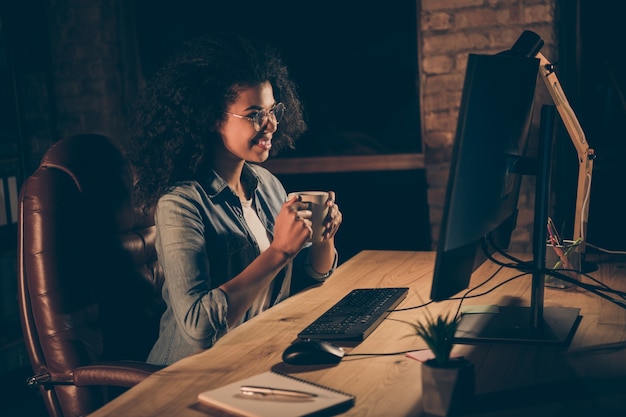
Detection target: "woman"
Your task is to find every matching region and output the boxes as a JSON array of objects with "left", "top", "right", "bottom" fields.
[{"left": 128, "top": 33, "right": 342, "bottom": 366}]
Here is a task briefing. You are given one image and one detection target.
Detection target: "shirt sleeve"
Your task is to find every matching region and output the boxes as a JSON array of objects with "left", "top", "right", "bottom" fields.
[{"left": 155, "top": 192, "right": 229, "bottom": 350}]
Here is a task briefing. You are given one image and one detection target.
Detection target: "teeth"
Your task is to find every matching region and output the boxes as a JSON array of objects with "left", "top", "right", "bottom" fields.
[{"left": 256, "top": 138, "right": 272, "bottom": 150}]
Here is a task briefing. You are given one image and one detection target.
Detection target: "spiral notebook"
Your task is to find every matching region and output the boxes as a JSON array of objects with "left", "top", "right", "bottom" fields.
[{"left": 197, "top": 370, "right": 355, "bottom": 417}]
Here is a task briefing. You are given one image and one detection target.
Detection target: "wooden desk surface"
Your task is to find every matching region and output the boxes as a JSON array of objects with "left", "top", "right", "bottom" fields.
[{"left": 89, "top": 251, "right": 626, "bottom": 417}]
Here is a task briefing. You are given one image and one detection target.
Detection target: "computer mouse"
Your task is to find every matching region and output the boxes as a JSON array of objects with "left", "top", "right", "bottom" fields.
[{"left": 282, "top": 339, "right": 345, "bottom": 365}]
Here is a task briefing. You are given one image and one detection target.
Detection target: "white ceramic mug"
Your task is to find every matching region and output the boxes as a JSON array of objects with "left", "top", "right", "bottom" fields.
[{"left": 288, "top": 191, "right": 329, "bottom": 242}]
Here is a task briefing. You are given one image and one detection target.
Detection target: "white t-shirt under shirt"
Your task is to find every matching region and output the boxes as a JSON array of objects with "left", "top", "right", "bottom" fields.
[{"left": 241, "top": 197, "right": 274, "bottom": 316}]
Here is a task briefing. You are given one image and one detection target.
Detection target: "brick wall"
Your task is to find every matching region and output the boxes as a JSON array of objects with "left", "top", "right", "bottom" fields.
[{"left": 418, "top": 0, "right": 557, "bottom": 252}]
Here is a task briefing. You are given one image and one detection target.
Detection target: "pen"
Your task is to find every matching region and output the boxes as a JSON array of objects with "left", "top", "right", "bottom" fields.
[
  {"left": 240, "top": 385, "right": 318, "bottom": 399},
  {"left": 546, "top": 217, "right": 571, "bottom": 269},
  {"left": 547, "top": 217, "right": 563, "bottom": 246}
]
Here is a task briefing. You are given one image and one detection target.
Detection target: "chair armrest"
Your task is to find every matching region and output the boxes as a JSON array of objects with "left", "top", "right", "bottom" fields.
[{"left": 73, "top": 361, "right": 165, "bottom": 388}]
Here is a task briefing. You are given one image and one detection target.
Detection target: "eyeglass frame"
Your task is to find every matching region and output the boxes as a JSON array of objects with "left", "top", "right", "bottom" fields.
[{"left": 224, "top": 102, "right": 285, "bottom": 132}]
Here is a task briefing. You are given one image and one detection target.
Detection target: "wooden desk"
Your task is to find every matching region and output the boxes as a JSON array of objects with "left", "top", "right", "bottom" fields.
[{"left": 89, "top": 251, "right": 626, "bottom": 417}]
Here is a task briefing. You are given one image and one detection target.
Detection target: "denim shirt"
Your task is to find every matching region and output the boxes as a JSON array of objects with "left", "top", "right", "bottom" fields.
[{"left": 147, "top": 163, "right": 336, "bottom": 365}]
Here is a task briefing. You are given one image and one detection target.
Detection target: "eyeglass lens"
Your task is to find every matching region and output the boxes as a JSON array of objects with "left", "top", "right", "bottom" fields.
[{"left": 254, "top": 103, "right": 285, "bottom": 131}]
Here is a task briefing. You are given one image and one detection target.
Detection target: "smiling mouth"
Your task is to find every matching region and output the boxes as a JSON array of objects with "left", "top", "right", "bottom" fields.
[{"left": 253, "top": 137, "right": 272, "bottom": 150}]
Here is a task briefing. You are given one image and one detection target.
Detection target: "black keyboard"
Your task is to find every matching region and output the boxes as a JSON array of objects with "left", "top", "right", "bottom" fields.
[{"left": 297, "top": 287, "right": 409, "bottom": 342}]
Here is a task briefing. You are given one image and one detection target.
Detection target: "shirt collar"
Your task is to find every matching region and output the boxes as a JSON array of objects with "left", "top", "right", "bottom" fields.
[{"left": 202, "top": 162, "right": 260, "bottom": 199}]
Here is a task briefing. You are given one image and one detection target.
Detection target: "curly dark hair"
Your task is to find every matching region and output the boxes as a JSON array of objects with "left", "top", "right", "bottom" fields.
[{"left": 127, "top": 32, "right": 307, "bottom": 210}]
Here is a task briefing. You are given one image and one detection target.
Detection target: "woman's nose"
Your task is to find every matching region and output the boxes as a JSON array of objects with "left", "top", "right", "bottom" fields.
[{"left": 263, "top": 117, "right": 278, "bottom": 133}]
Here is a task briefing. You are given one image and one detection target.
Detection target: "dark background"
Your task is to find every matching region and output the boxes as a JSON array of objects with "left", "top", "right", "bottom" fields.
[{"left": 132, "top": 0, "right": 422, "bottom": 157}]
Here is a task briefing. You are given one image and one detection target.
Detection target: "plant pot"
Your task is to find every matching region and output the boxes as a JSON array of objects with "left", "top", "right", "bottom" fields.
[{"left": 421, "top": 357, "right": 475, "bottom": 416}]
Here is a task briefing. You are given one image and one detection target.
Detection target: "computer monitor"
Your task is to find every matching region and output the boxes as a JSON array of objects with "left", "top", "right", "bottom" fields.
[
  {"left": 430, "top": 49, "right": 581, "bottom": 345},
  {"left": 430, "top": 51, "right": 537, "bottom": 302}
]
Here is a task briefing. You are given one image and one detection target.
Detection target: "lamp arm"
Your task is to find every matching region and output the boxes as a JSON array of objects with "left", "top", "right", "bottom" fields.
[{"left": 536, "top": 52, "right": 595, "bottom": 244}]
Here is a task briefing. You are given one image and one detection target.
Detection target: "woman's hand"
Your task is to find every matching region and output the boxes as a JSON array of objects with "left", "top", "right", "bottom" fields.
[
  {"left": 270, "top": 195, "right": 313, "bottom": 257},
  {"left": 321, "top": 191, "right": 342, "bottom": 241},
  {"left": 306, "top": 191, "right": 341, "bottom": 276}
]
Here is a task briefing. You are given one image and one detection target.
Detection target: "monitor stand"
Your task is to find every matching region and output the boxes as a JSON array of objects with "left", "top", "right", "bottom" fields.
[{"left": 454, "top": 305, "right": 581, "bottom": 346}]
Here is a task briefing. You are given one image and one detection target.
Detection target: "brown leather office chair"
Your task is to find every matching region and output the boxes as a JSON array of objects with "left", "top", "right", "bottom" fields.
[{"left": 17, "top": 134, "right": 166, "bottom": 417}]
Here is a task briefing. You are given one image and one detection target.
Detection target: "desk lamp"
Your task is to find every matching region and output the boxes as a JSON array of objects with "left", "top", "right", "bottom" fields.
[{"left": 516, "top": 30, "right": 596, "bottom": 260}]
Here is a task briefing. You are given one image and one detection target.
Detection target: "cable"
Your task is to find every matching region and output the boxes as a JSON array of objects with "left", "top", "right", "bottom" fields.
[
  {"left": 482, "top": 235, "right": 532, "bottom": 270},
  {"left": 452, "top": 263, "right": 505, "bottom": 319},
  {"left": 575, "top": 269, "right": 626, "bottom": 300},
  {"left": 482, "top": 234, "right": 626, "bottom": 309},
  {"left": 580, "top": 172, "right": 592, "bottom": 242},
  {"left": 391, "top": 235, "right": 626, "bottom": 315},
  {"left": 391, "top": 271, "right": 528, "bottom": 313},
  {"left": 392, "top": 237, "right": 530, "bottom": 313},
  {"left": 344, "top": 349, "right": 417, "bottom": 358},
  {"left": 392, "top": 298, "right": 433, "bottom": 312},
  {"left": 543, "top": 269, "right": 626, "bottom": 309},
  {"left": 585, "top": 241, "right": 626, "bottom": 255}
]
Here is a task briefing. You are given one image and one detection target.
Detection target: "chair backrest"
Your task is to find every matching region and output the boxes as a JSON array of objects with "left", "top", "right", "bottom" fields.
[{"left": 17, "top": 134, "right": 164, "bottom": 417}]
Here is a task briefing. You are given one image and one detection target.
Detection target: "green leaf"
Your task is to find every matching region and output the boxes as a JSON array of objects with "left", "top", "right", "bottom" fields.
[{"left": 412, "top": 310, "right": 460, "bottom": 367}]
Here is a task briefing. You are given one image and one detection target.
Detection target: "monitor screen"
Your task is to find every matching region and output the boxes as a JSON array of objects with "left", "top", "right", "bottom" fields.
[{"left": 430, "top": 52, "right": 539, "bottom": 302}]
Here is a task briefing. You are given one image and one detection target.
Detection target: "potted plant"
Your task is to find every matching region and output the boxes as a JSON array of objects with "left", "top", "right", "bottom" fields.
[{"left": 412, "top": 309, "right": 474, "bottom": 417}]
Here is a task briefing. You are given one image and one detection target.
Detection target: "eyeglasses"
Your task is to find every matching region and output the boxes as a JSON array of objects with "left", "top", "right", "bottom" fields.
[{"left": 225, "top": 102, "right": 285, "bottom": 132}]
